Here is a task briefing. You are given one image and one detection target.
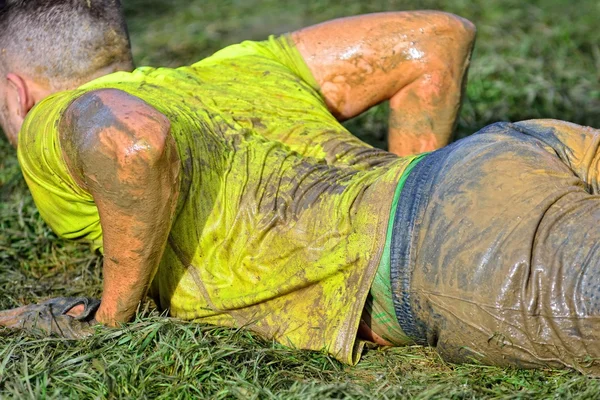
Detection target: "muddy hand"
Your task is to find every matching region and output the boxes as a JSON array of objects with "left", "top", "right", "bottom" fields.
[{"left": 0, "top": 297, "right": 100, "bottom": 339}]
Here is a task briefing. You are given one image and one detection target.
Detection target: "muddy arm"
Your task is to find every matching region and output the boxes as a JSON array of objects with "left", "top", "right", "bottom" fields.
[
  {"left": 60, "top": 89, "right": 180, "bottom": 326},
  {"left": 292, "top": 11, "right": 476, "bottom": 156}
]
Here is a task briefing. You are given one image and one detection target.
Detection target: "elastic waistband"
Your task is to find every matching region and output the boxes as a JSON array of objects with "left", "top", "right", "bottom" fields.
[{"left": 389, "top": 145, "right": 455, "bottom": 344}]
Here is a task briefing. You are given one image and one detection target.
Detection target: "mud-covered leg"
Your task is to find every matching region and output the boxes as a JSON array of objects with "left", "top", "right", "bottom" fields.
[{"left": 0, "top": 297, "right": 100, "bottom": 338}]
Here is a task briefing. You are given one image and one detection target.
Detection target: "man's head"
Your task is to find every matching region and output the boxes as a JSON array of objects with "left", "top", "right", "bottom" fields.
[{"left": 0, "top": 0, "right": 134, "bottom": 146}]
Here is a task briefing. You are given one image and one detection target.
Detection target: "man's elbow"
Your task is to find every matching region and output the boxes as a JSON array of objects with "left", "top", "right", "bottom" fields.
[{"left": 62, "top": 88, "right": 173, "bottom": 182}]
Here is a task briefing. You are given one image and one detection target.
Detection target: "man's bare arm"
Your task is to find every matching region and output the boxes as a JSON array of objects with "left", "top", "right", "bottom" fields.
[
  {"left": 60, "top": 89, "right": 180, "bottom": 326},
  {"left": 292, "top": 11, "right": 476, "bottom": 155}
]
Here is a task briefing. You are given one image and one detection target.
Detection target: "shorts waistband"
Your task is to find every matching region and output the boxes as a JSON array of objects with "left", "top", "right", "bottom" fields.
[{"left": 389, "top": 145, "right": 455, "bottom": 344}]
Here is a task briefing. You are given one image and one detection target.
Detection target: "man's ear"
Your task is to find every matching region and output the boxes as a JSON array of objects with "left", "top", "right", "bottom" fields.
[{"left": 6, "top": 73, "right": 35, "bottom": 118}]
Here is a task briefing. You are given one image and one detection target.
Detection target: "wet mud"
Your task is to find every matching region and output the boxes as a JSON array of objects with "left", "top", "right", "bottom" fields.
[
  {"left": 292, "top": 11, "right": 476, "bottom": 155},
  {"left": 60, "top": 89, "right": 180, "bottom": 326},
  {"left": 400, "top": 120, "right": 600, "bottom": 375},
  {"left": 0, "top": 297, "right": 100, "bottom": 338}
]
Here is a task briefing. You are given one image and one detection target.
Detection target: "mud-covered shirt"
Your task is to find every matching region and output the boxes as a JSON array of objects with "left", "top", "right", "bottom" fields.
[{"left": 18, "top": 35, "right": 418, "bottom": 364}]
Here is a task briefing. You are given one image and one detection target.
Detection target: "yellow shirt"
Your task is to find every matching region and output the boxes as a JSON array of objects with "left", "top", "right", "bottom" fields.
[{"left": 18, "top": 35, "right": 418, "bottom": 364}]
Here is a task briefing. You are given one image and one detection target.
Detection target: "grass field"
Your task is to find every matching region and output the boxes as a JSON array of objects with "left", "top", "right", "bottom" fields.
[{"left": 1, "top": 0, "right": 600, "bottom": 398}]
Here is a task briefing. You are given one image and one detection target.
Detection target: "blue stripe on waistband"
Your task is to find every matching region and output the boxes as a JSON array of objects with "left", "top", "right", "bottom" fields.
[{"left": 389, "top": 145, "right": 455, "bottom": 344}]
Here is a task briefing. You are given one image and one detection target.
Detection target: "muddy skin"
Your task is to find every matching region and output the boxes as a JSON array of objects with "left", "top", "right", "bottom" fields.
[
  {"left": 60, "top": 89, "right": 181, "bottom": 327},
  {"left": 358, "top": 317, "right": 394, "bottom": 346},
  {"left": 292, "top": 11, "right": 476, "bottom": 156},
  {"left": 0, "top": 297, "right": 100, "bottom": 338}
]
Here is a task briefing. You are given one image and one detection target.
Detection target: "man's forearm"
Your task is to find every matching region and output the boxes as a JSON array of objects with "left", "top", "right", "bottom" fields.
[
  {"left": 387, "top": 65, "right": 466, "bottom": 156},
  {"left": 95, "top": 192, "right": 177, "bottom": 325},
  {"left": 386, "top": 18, "right": 475, "bottom": 156}
]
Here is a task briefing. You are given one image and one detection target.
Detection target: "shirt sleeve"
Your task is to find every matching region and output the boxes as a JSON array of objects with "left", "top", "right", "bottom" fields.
[{"left": 17, "top": 91, "right": 104, "bottom": 253}]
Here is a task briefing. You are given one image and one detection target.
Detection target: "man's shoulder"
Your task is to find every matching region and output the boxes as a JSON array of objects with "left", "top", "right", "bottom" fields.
[
  {"left": 194, "top": 36, "right": 284, "bottom": 66},
  {"left": 190, "top": 34, "right": 315, "bottom": 85}
]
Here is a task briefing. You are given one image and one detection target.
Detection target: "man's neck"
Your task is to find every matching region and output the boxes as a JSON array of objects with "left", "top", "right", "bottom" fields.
[
  {"left": 85, "top": 61, "right": 135, "bottom": 86},
  {"left": 32, "top": 61, "right": 135, "bottom": 105}
]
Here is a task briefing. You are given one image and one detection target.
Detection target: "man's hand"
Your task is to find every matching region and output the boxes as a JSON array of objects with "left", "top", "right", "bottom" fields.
[
  {"left": 60, "top": 89, "right": 181, "bottom": 326},
  {"left": 0, "top": 297, "right": 100, "bottom": 338},
  {"left": 292, "top": 11, "right": 476, "bottom": 155}
]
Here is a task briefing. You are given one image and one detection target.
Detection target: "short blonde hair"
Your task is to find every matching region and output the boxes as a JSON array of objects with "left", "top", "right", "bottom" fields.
[{"left": 0, "top": 0, "right": 132, "bottom": 87}]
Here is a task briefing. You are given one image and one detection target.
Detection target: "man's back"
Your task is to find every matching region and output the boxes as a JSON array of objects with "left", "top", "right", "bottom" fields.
[{"left": 18, "top": 35, "right": 419, "bottom": 363}]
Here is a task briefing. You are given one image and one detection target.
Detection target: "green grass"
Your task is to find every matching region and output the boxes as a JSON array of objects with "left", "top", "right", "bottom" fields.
[{"left": 1, "top": 0, "right": 600, "bottom": 397}]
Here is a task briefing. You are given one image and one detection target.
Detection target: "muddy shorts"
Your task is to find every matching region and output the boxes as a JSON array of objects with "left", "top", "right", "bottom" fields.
[{"left": 391, "top": 120, "right": 600, "bottom": 374}]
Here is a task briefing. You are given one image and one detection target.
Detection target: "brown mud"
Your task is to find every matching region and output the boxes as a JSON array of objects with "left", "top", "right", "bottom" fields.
[
  {"left": 402, "top": 120, "right": 600, "bottom": 375},
  {"left": 0, "top": 297, "right": 99, "bottom": 338},
  {"left": 60, "top": 88, "right": 180, "bottom": 327},
  {"left": 292, "top": 11, "right": 475, "bottom": 156}
]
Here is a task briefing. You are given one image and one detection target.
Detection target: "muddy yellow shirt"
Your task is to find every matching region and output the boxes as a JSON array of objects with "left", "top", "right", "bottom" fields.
[{"left": 18, "top": 35, "right": 418, "bottom": 364}]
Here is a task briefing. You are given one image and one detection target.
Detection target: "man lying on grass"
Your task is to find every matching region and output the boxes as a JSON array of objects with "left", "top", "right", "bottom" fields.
[
  {"left": 0, "top": 0, "right": 474, "bottom": 346},
  {"left": 1, "top": 0, "right": 599, "bottom": 376}
]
